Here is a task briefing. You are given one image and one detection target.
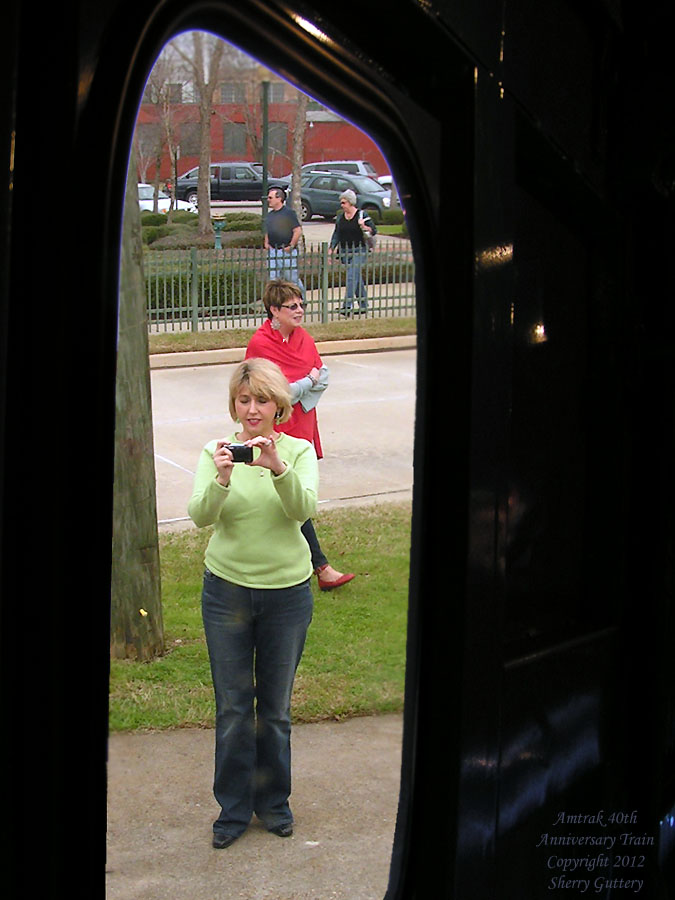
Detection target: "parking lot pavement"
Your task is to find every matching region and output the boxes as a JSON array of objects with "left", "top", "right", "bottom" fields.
[
  {"left": 208, "top": 202, "right": 366, "bottom": 241},
  {"left": 151, "top": 348, "right": 417, "bottom": 530}
]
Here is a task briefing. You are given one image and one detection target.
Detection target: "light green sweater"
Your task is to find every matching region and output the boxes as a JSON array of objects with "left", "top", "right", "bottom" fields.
[{"left": 188, "top": 432, "right": 318, "bottom": 589}]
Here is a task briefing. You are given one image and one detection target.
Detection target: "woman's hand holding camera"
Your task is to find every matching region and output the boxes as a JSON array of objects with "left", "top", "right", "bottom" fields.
[
  {"left": 213, "top": 436, "right": 286, "bottom": 483},
  {"left": 247, "top": 435, "right": 286, "bottom": 476},
  {"left": 214, "top": 440, "right": 235, "bottom": 486}
]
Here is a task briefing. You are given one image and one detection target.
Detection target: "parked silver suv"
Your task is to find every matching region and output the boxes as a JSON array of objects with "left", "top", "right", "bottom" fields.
[{"left": 301, "top": 160, "right": 380, "bottom": 178}]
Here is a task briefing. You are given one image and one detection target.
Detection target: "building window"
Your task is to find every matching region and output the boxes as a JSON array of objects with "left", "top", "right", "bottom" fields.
[
  {"left": 268, "top": 82, "right": 285, "bottom": 102},
  {"left": 142, "top": 83, "right": 184, "bottom": 104},
  {"left": 135, "top": 122, "right": 162, "bottom": 151},
  {"left": 221, "top": 82, "right": 246, "bottom": 104},
  {"left": 223, "top": 123, "right": 248, "bottom": 156},
  {"left": 142, "top": 84, "right": 157, "bottom": 104},
  {"left": 167, "top": 83, "right": 183, "bottom": 104},
  {"left": 269, "top": 122, "right": 288, "bottom": 158},
  {"left": 180, "top": 123, "right": 201, "bottom": 157}
]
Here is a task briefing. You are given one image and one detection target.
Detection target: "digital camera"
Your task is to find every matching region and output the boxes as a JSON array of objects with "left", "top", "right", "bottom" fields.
[{"left": 228, "top": 443, "right": 254, "bottom": 463}]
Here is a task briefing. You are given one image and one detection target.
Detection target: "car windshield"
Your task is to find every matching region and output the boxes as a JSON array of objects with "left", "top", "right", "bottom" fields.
[
  {"left": 350, "top": 176, "right": 386, "bottom": 193},
  {"left": 138, "top": 186, "right": 169, "bottom": 200}
]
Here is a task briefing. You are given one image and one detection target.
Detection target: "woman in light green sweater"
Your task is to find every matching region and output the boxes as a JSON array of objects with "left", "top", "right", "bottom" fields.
[{"left": 188, "top": 358, "right": 318, "bottom": 850}]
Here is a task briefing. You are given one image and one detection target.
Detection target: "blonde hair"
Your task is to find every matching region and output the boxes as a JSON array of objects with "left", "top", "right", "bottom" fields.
[
  {"left": 262, "top": 279, "right": 303, "bottom": 317},
  {"left": 228, "top": 358, "right": 293, "bottom": 424}
]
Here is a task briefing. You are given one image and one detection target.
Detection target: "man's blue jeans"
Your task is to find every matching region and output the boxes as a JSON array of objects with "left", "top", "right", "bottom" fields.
[
  {"left": 268, "top": 247, "right": 305, "bottom": 293},
  {"left": 201, "top": 569, "right": 313, "bottom": 837}
]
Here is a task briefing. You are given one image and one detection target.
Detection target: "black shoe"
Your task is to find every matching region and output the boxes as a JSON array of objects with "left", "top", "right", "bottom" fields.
[
  {"left": 269, "top": 823, "right": 294, "bottom": 838},
  {"left": 338, "top": 306, "right": 353, "bottom": 317},
  {"left": 212, "top": 832, "right": 237, "bottom": 849}
]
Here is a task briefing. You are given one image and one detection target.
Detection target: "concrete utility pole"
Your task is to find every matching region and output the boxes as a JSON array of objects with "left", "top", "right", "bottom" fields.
[{"left": 110, "top": 151, "right": 164, "bottom": 661}]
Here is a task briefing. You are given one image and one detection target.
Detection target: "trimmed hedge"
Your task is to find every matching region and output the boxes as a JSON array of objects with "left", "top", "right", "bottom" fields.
[
  {"left": 221, "top": 212, "right": 263, "bottom": 232},
  {"left": 145, "top": 253, "right": 413, "bottom": 316},
  {"left": 146, "top": 266, "right": 266, "bottom": 318},
  {"left": 140, "top": 211, "right": 169, "bottom": 227},
  {"left": 382, "top": 209, "right": 405, "bottom": 225},
  {"left": 140, "top": 210, "right": 199, "bottom": 226},
  {"left": 143, "top": 225, "right": 174, "bottom": 245}
]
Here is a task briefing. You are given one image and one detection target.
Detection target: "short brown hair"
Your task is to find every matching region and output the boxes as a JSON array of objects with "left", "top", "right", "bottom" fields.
[
  {"left": 228, "top": 358, "right": 292, "bottom": 424},
  {"left": 262, "top": 279, "right": 302, "bottom": 317}
]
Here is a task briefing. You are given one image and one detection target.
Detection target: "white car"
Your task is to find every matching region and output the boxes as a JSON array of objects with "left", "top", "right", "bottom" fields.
[{"left": 138, "top": 183, "right": 196, "bottom": 213}]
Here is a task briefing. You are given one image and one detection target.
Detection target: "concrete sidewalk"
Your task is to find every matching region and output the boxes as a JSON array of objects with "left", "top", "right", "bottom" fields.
[
  {"left": 149, "top": 334, "right": 416, "bottom": 370},
  {"left": 151, "top": 346, "right": 417, "bottom": 529},
  {"left": 106, "top": 714, "right": 403, "bottom": 900}
]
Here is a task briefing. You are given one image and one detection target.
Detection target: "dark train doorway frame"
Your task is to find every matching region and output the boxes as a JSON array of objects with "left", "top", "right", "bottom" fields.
[{"left": 95, "top": 3, "right": 474, "bottom": 898}]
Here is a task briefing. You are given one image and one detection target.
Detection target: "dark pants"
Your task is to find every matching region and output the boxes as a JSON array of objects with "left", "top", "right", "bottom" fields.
[
  {"left": 301, "top": 518, "right": 328, "bottom": 570},
  {"left": 201, "top": 569, "right": 313, "bottom": 837}
]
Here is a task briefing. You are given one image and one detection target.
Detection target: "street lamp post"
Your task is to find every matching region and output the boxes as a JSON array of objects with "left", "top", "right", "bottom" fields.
[{"left": 261, "top": 80, "right": 269, "bottom": 233}]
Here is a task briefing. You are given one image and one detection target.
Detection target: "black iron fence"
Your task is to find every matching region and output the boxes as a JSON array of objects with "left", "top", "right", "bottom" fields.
[{"left": 144, "top": 240, "right": 416, "bottom": 331}]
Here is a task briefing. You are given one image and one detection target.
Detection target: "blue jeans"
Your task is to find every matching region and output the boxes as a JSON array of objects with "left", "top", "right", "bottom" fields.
[
  {"left": 343, "top": 246, "right": 369, "bottom": 309},
  {"left": 268, "top": 247, "right": 305, "bottom": 293},
  {"left": 301, "top": 518, "right": 328, "bottom": 570},
  {"left": 201, "top": 569, "right": 313, "bottom": 837}
]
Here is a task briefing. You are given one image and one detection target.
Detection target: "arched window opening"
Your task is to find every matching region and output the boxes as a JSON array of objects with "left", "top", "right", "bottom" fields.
[{"left": 108, "top": 28, "right": 417, "bottom": 900}]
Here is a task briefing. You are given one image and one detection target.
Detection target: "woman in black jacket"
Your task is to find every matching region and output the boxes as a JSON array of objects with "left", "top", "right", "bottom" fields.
[{"left": 329, "top": 189, "right": 377, "bottom": 316}]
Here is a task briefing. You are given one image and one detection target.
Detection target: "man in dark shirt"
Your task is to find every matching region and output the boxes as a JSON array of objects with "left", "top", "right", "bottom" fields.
[{"left": 264, "top": 188, "right": 305, "bottom": 294}]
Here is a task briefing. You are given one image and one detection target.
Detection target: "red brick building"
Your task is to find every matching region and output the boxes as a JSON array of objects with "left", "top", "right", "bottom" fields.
[{"left": 135, "top": 78, "right": 391, "bottom": 183}]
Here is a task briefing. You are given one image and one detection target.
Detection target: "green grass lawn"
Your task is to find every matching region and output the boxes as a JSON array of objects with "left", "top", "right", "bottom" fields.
[
  {"left": 148, "top": 316, "right": 417, "bottom": 355},
  {"left": 108, "top": 502, "right": 411, "bottom": 732}
]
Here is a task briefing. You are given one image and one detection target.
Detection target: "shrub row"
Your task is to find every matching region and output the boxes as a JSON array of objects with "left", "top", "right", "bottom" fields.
[
  {"left": 381, "top": 209, "right": 405, "bottom": 225},
  {"left": 141, "top": 211, "right": 262, "bottom": 246},
  {"left": 145, "top": 255, "right": 414, "bottom": 312},
  {"left": 146, "top": 268, "right": 266, "bottom": 312}
]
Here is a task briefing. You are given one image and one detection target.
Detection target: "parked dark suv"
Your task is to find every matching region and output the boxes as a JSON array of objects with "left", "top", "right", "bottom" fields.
[{"left": 175, "top": 162, "right": 266, "bottom": 204}]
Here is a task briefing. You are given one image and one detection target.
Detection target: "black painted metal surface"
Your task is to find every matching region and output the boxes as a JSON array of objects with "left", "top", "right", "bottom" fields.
[{"left": 0, "top": 1, "right": 673, "bottom": 897}]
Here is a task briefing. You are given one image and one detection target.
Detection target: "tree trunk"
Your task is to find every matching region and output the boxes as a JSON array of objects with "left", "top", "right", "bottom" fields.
[
  {"left": 197, "top": 96, "right": 213, "bottom": 235},
  {"left": 193, "top": 33, "right": 226, "bottom": 236},
  {"left": 110, "top": 151, "right": 164, "bottom": 661},
  {"left": 291, "top": 92, "right": 308, "bottom": 226},
  {"left": 153, "top": 149, "right": 162, "bottom": 213}
]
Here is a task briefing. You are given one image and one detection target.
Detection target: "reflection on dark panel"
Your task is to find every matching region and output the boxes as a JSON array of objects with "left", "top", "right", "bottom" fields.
[
  {"left": 428, "top": 0, "right": 503, "bottom": 70},
  {"left": 503, "top": 109, "right": 629, "bottom": 660},
  {"left": 504, "top": 0, "right": 612, "bottom": 189},
  {"left": 497, "top": 633, "right": 668, "bottom": 897},
  {"left": 506, "top": 186, "right": 591, "bottom": 648}
]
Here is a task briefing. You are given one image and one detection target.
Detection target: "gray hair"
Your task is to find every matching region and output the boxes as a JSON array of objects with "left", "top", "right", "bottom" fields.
[{"left": 339, "top": 189, "right": 357, "bottom": 206}]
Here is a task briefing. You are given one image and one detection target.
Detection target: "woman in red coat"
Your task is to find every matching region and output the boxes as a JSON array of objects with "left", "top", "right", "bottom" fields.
[{"left": 245, "top": 280, "right": 355, "bottom": 591}]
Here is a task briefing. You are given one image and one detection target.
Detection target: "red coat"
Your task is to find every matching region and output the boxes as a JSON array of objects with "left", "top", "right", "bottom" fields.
[{"left": 245, "top": 320, "right": 324, "bottom": 458}]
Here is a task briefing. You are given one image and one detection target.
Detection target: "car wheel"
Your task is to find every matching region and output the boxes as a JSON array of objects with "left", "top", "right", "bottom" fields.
[
  {"left": 186, "top": 191, "right": 199, "bottom": 206},
  {"left": 300, "top": 201, "right": 312, "bottom": 221}
]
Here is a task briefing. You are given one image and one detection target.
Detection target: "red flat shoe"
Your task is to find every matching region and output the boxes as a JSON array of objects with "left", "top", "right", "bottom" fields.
[{"left": 314, "top": 565, "right": 355, "bottom": 592}]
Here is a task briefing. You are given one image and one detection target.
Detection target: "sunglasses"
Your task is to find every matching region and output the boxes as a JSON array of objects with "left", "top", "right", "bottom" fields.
[{"left": 280, "top": 302, "right": 305, "bottom": 310}]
